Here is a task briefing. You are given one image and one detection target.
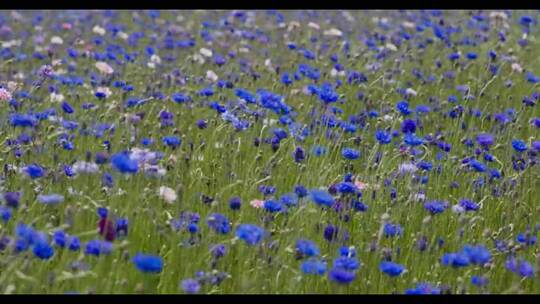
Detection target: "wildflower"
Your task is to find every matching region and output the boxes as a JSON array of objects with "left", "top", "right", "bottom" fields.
[
  {"left": 309, "top": 189, "right": 334, "bottom": 207},
  {"left": 384, "top": 223, "right": 403, "bottom": 238},
  {"left": 328, "top": 268, "right": 356, "bottom": 284},
  {"left": 133, "top": 253, "right": 163, "bottom": 273},
  {"left": 95, "top": 61, "right": 114, "bottom": 74},
  {"left": 263, "top": 199, "right": 284, "bottom": 213},
  {"left": 506, "top": 257, "right": 535, "bottom": 278},
  {"left": 295, "top": 239, "right": 320, "bottom": 258},
  {"left": 379, "top": 261, "right": 405, "bottom": 277},
  {"left": 401, "top": 119, "right": 417, "bottom": 134},
  {"left": 23, "top": 164, "right": 44, "bottom": 179},
  {"left": 459, "top": 199, "right": 479, "bottom": 211},
  {"left": 342, "top": 148, "right": 360, "bottom": 160},
  {"left": 84, "top": 239, "right": 112, "bottom": 256},
  {"left": 441, "top": 252, "right": 470, "bottom": 268},
  {"left": 37, "top": 194, "right": 64, "bottom": 205},
  {"left": 0, "top": 87, "right": 12, "bottom": 101},
  {"left": 162, "top": 136, "right": 182, "bottom": 148},
  {"left": 3, "top": 191, "right": 21, "bottom": 208},
  {"left": 476, "top": 133, "right": 494, "bottom": 149},
  {"left": 333, "top": 257, "right": 360, "bottom": 271},
  {"left": 181, "top": 279, "right": 201, "bottom": 294},
  {"left": 249, "top": 199, "right": 264, "bottom": 209},
  {"left": 229, "top": 197, "right": 241, "bottom": 210},
  {"left": 375, "top": 130, "right": 392, "bottom": 144},
  {"left": 33, "top": 241, "right": 54, "bottom": 260},
  {"left": 111, "top": 152, "right": 138, "bottom": 174},
  {"left": 511, "top": 139, "right": 528, "bottom": 152},
  {"left": 471, "top": 275, "right": 489, "bottom": 287},
  {"left": 424, "top": 200, "right": 449, "bottom": 215},
  {"left": 462, "top": 245, "right": 491, "bottom": 265},
  {"left": 301, "top": 259, "right": 327, "bottom": 275},
  {"left": 405, "top": 283, "right": 441, "bottom": 294},
  {"left": 236, "top": 224, "right": 265, "bottom": 245},
  {"left": 206, "top": 213, "right": 230, "bottom": 234}
]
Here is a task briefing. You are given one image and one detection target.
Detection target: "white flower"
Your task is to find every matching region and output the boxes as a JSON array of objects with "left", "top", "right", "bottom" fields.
[
  {"left": 452, "top": 204, "right": 465, "bottom": 214},
  {"left": 159, "top": 186, "right": 177, "bottom": 204},
  {"left": 511, "top": 63, "right": 523, "bottom": 73},
  {"left": 117, "top": 32, "right": 129, "bottom": 40},
  {"left": 405, "top": 88, "right": 418, "bottom": 96},
  {"left": 398, "top": 162, "right": 418, "bottom": 175},
  {"left": 72, "top": 161, "right": 99, "bottom": 175},
  {"left": 206, "top": 70, "right": 218, "bottom": 82},
  {"left": 199, "top": 48, "right": 213, "bottom": 57},
  {"left": 92, "top": 25, "right": 106, "bottom": 36},
  {"left": 95, "top": 87, "right": 112, "bottom": 98},
  {"left": 50, "top": 92, "right": 65, "bottom": 103},
  {"left": 308, "top": 22, "right": 320, "bottom": 30},
  {"left": 150, "top": 54, "right": 161, "bottom": 64},
  {"left": 50, "top": 36, "right": 64, "bottom": 45},
  {"left": 0, "top": 88, "right": 12, "bottom": 101},
  {"left": 95, "top": 61, "right": 114, "bottom": 75},
  {"left": 385, "top": 43, "right": 398, "bottom": 51},
  {"left": 402, "top": 21, "right": 416, "bottom": 28},
  {"left": 324, "top": 28, "right": 342, "bottom": 37},
  {"left": 383, "top": 114, "right": 394, "bottom": 121}
]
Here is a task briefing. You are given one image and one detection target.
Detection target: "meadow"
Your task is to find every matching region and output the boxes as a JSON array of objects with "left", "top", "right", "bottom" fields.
[{"left": 0, "top": 10, "right": 539, "bottom": 294}]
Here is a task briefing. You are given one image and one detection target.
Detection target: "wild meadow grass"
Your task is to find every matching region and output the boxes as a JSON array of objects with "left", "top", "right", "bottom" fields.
[{"left": 0, "top": 10, "right": 539, "bottom": 294}]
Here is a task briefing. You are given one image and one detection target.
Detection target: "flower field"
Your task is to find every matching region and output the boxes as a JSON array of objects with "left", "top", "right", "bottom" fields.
[{"left": 0, "top": 10, "right": 539, "bottom": 294}]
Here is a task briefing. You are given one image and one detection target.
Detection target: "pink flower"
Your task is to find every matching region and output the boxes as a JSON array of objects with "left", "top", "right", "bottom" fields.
[
  {"left": 354, "top": 180, "right": 367, "bottom": 191},
  {"left": 249, "top": 199, "right": 264, "bottom": 209},
  {"left": 0, "top": 88, "right": 12, "bottom": 101}
]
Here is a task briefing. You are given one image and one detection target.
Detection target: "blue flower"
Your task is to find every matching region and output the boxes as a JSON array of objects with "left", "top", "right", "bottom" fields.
[
  {"left": 229, "top": 197, "right": 241, "bottom": 210},
  {"left": 309, "top": 189, "right": 334, "bottom": 207},
  {"left": 37, "top": 194, "right": 64, "bottom": 205},
  {"left": 3, "top": 192, "right": 21, "bottom": 208},
  {"left": 133, "top": 253, "right": 163, "bottom": 273},
  {"left": 379, "top": 261, "right": 405, "bottom": 277},
  {"left": 469, "top": 159, "right": 486, "bottom": 172},
  {"left": 301, "top": 259, "right": 326, "bottom": 275},
  {"left": 462, "top": 245, "right": 491, "bottom": 265},
  {"left": 84, "top": 239, "right": 112, "bottom": 256},
  {"left": 311, "top": 145, "right": 327, "bottom": 156},
  {"left": 206, "top": 213, "right": 230, "bottom": 234},
  {"left": 506, "top": 257, "right": 535, "bottom": 278},
  {"left": 162, "top": 136, "right": 182, "bottom": 148},
  {"left": 512, "top": 139, "right": 528, "bottom": 152},
  {"left": 111, "top": 152, "right": 138, "bottom": 174},
  {"left": 333, "top": 257, "right": 360, "bottom": 271},
  {"left": 53, "top": 230, "right": 67, "bottom": 247},
  {"left": 0, "top": 206, "right": 12, "bottom": 222},
  {"left": 9, "top": 113, "right": 37, "bottom": 127},
  {"left": 471, "top": 275, "right": 489, "bottom": 287},
  {"left": 24, "top": 164, "right": 45, "bottom": 179},
  {"left": 236, "top": 224, "right": 265, "bottom": 245},
  {"left": 384, "top": 223, "right": 403, "bottom": 238},
  {"left": 424, "top": 200, "right": 448, "bottom": 215},
  {"left": 342, "top": 148, "right": 360, "bottom": 160},
  {"left": 401, "top": 119, "right": 417, "bottom": 134},
  {"left": 476, "top": 133, "right": 494, "bottom": 149},
  {"left": 404, "top": 133, "right": 425, "bottom": 146},
  {"left": 405, "top": 283, "right": 441, "bottom": 294},
  {"left": 263, "top": 200, "right": 284, "bottom": 213},
  {"left": 328, "top": 268, "right": 356, "bottom": 284},
  {"left": 459, "top": 199, "right": 479, "bottom": 211},
  {"left": 62, "top": 101, "right": 74, "bottom": 114},
  {"left": 396, "top": 101, "right": 411, "bottom": 115},
  {"left": 336, "top": 182, "right": 358, "bottom": 194},
  {"left": 33, "top": 241, "right": 54, "bottom": 260},
  {"left": 181, "top": 279, "right": 201, "bottom": 294},
  {"left": 441, "top": 252, "right": 470, "bottom": 268},
  {"left": 295, "top": 239, "right": 320, "bottom": 258},
  {"left": 375, "top": 130, "right": 392, "bottom": 145}
]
